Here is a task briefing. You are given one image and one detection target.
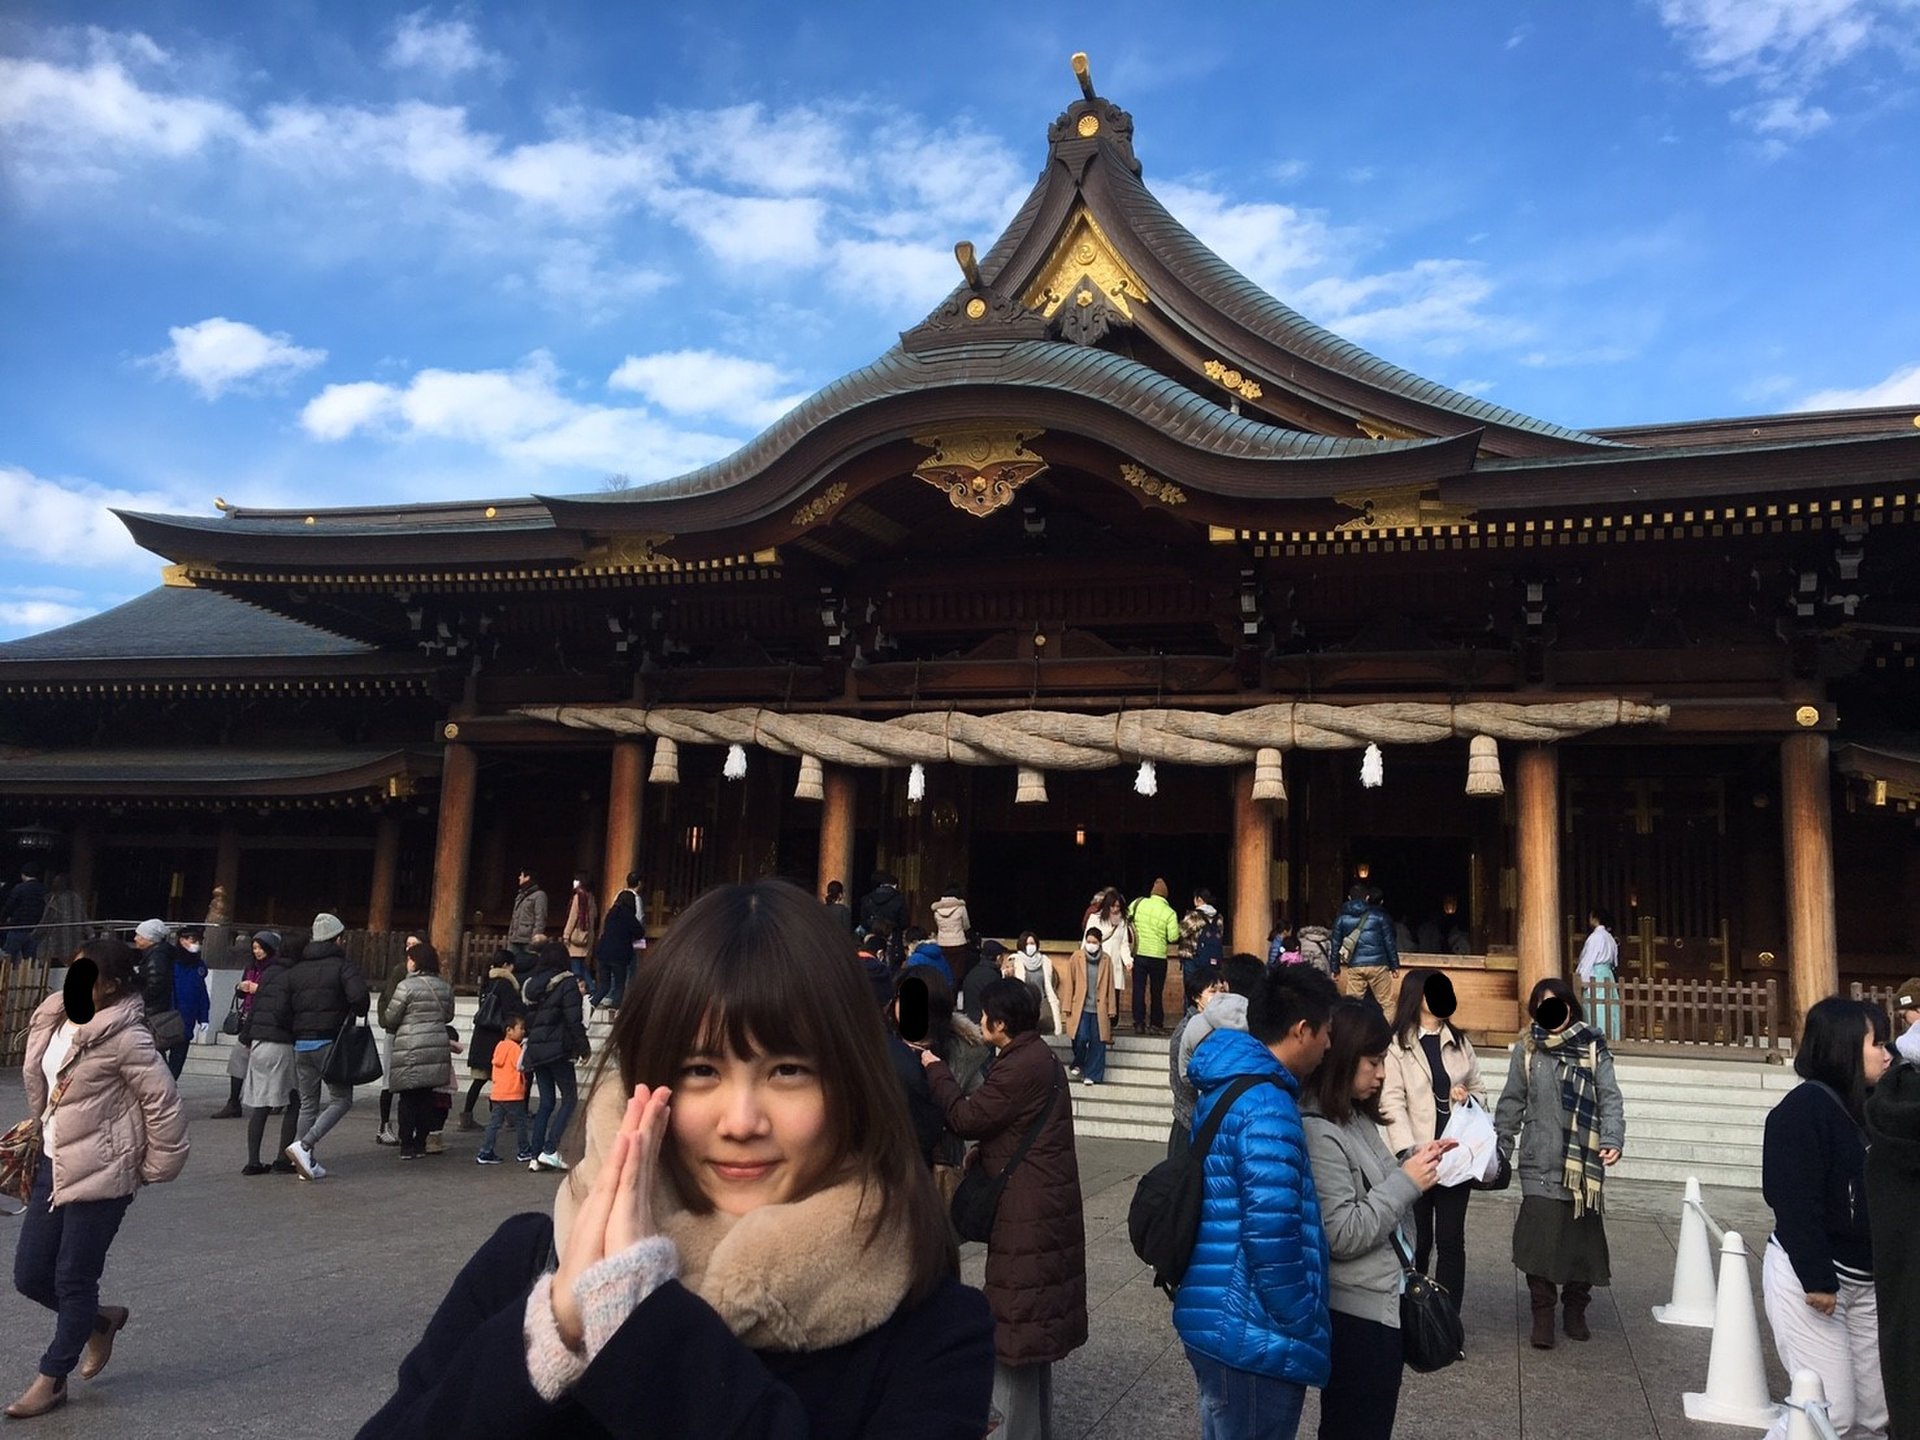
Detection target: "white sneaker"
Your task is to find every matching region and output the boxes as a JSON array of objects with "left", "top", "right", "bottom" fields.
[
  {"left": 528, "top": 1158, "right": 543, "bottom": 1173},
  {"left": 374, "top": 1124, "right": 398, "bottom": 1146},
  {"left": 309, "top": 1161, "right": 328, "bottom": 1180},
  {"left": 284, "top": 1141, "right": 318, "bottom": 1181},
  {"left": 536, "top": 1151, "right": 569, "bottom": 1172}
]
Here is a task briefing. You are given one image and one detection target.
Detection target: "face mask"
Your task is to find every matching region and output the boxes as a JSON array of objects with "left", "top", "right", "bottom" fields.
[
  {"left": 1023, "top": 942, "right": 1038, "bottom": 956},
  {"left": 182, "top": 941, "right": 200, "bottom": 954},
  {"left": 1084, "top": 940, "right": 1101, "bottom": 955}
]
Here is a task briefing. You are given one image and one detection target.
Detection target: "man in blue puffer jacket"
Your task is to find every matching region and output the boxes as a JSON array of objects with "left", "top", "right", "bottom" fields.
[{"left": 1174, "top": 964, "right": 1340, "bottom": 1438}]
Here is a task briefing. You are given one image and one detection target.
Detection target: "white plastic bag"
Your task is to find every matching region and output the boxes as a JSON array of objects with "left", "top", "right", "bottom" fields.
[{"left": 1435, "top": 1096, "right": 1499, "bottom": 1187}]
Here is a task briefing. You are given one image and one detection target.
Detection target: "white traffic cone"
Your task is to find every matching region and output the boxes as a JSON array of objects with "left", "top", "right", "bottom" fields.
[
  {"left": 1652, "top": 1177, "right": 1718, "bottom": 1328},
  {"left": 1682, "top": 1231, "right": 1781, "bottom": 1430},
  {"left": 1782, "top": 1370, "right": 1829, "bottom": 1440}
]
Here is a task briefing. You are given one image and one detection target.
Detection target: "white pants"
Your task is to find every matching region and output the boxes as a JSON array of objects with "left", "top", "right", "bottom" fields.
[{"left": 1761, "top": 1239, "right": 1888, "bottom": 1439}]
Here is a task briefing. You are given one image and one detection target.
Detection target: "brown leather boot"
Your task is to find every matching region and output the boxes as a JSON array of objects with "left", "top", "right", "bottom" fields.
[
  {"left": 1527, "top": 1276, "right": 1558, "bottom": 1349},
  {"left": 1562, "top": 1283, "right": 1592, "bottom": 1341},
  {"left": 78, "top": 1306, "right": 129, "bottom": 1380},
  {"left": 4, "top": 1375, "right": 66, "bottom": 1418}
]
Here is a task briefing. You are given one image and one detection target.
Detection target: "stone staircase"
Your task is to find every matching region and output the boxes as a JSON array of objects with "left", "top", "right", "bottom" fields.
[{"left": 1042, "top": 1030, "right": 1787, "bottom": 1189}]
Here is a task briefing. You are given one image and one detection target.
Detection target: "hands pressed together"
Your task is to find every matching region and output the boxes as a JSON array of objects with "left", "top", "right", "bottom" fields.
[{"left": 550, "top": 1086, "right": 673, "bottom": 1351}]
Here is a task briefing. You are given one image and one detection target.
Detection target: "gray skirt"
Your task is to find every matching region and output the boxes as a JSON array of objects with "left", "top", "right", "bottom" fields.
[
  {"left": 241, "top": 1040, "right": 297, "bottom": 1109},
  {"left": 1512, "top": 1194, "right": 1611, "bottom": 1285}
]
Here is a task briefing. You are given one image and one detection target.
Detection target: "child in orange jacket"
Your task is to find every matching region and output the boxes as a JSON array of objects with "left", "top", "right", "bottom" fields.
[{"left": 474, "top": 1016, "right": 531, "bottom": 1164}]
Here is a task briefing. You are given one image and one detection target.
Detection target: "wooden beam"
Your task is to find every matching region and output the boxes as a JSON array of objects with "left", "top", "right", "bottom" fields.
[
  {"left": 429, "top": 743, "right": 479, "bottom": 961},
  {"left": 1514, "top": 745, "right": 1562, "bottom": 1005},
  {"left": 367, "top": 813, "right": 401, "bottom": 933},
  {"left": 1230, "top": 767, "right": 1272, "bottom": 958},
  {"left": 212, "top": 817, "right": 241, "bottom": 915},
  {"left": 602, "top": 740, "right": 644, "bottom": 913},
  {"left": 1780, "top": 732, "right": 1838, "bottom": 1026},
  {"left": 818, "top": 766, "right": 857, "bottom": 902}
]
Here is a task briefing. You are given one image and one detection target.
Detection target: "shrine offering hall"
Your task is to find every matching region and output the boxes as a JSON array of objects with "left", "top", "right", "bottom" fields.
[{"left": 3, "top": 56, "right": 1917, "bottom": 1038}]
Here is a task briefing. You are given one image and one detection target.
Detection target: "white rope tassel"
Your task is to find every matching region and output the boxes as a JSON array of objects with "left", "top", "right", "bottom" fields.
[
  {"left": 1015, "top": 766, "right": 1049, "bottom": 804},
  {"left": 1134, "top": 759, "right": 1158, "bottom": 797},
  {"left": 1465, "top": 734, "right": 1505, "bottom": 797},
  {"left": 907, "top": 762, "right": 926, "bottom": 802},
  {"left": 795, "top": 754, "right": 825, "bottom": 802},
  {"left": 647, "top": 737, "right": 680, "bottom": 785},
  {"left": 1360, "top": 743, "right": 1385, "bottom": 790},
  {"left": 1251, "top": 747, "right": 1287, "bottom": 803},
  {"left": 723, "top": 743, "right": 747, "bottom": 781}
]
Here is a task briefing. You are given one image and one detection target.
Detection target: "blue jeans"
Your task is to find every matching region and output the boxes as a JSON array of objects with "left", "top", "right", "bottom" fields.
[
  {"left": 590, "top": 956, "right": 631, "bottom": 1009},
  {"left": 13, "top": 1162, "right": 134, "bottom": 1378},
  {"left": 1072, "top": 1010, "right": 1107, "bottom": 1082},
  {"left": 528, "top": 1061, "right": 577, "bottom": 1157},
  {"left": 479, "top": 1098, "right": 531, "bottom": 1159},
  {"left": 1185, "top": 1347, "right": 1306, "bottom": 1440}
]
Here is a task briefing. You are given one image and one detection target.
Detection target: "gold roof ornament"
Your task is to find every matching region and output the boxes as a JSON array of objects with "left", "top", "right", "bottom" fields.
[
  {"left": 1021, "top": 209, "right": 1149, "bottom": 322},
  {"left": 1332, "top": 484, "right": 1478, "bottom": 533},
  {"left": 914, "top": 428, "right": 1049, "bottom": 517},
  {"left": 1072, "top": 52, "right": 1096, "bottom": 101}
]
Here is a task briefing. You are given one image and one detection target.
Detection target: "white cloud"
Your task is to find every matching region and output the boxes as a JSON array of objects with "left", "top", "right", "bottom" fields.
[
  {"left": 301, "top": 381, "right": 402, "bottom": 440},
  {"left": 0, "top": 464, "right": 193, "bottom": 567},
  {"left": 157, "top": 317, "right": 326, "bottom": 399},
  {"left": 1154, "top": 181, "right": 1340, "bottom": 296},
  {"left": 0, "top": 53, "right": 237, "bottom": 162},
  {"left": 608, "top": 350, "right": 807, "bottom": 427},
  {"left": 528, "top": 239, "right": 671, "bottom": 322},
  {"left": 385, "top": 13, "right": 505, "bottom": 78},
  {"left": 658, "top": 191, "right": 828, "bottom": 268},
  {"left": 1294, "top": 260, "right": 1502, "bottom": 353},
  {"left": 1795, "top": 362, "right": 1920, "bottom": 411},
  {"left": 1735, "top": 95, "right": 1834, "bottom": 139},
  {"left": 0, "top": 599, "right": 93, "bottom": 632}
]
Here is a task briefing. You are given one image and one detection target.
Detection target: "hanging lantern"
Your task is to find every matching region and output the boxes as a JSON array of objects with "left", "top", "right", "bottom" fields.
[
  {"left": 1134, "top": 759, "right": 1158, "bottom": 797},
  {"left": 1465, "top": 734, "right": 1505, "bottom": 797},
  {"left": 1015, "top": 766, "right": 1048, "bottom": 804},
  {"left": 1250, "top": 747, "right": 1287, "bottom": 803},
  {"left": 1360, "top": 743, "right": 1384, "bottom": 790},
  {"left": 907, "top": 762, "right": 926, "bottom": 802},
  {"left": 723, "top": 743, "right": 748, "bottom": 781},
  {"left": 647, "top": 737, "right": 680, "bottom": 785},
  {"left": 795, "top": 754, "right": 825, "bottom": 801}
]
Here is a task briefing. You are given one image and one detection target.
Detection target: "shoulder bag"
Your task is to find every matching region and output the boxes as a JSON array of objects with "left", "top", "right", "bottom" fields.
[
  {"left": 0, "top": 1063, "right": 78, "bottom": 1214},
  {"left": 220, "top": 990, "right": 247, "bottom": 1037},
  {"left": 321, "top": 1013, "right": 384, "bottom": 1087},
  {"left": 1352, "top": 1155, "right": 1464, "bottom": 1372},
  {"left": 950, "top": 1070, "right": 1062, "bottom": 1243},
  {"left": 145, "top": 1007, "right": 186, "bottom": 1052}
]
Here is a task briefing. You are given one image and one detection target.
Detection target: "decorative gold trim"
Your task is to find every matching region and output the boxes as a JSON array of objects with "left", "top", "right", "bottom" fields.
[
  {"left": 160, "top": 564, "right": 198, "bottom": 589},
  {"left": 1202, "top": 359, "right": 1263, "bottom": 402},
  {"left": 579, "top": 532, "right": 675, "bottom": 568},
  {"left": 791, "top": 482, "right": 847, "bottom": 528},
  {"left": 1794, "top": 705, "right": 1821, "bottom": 728},
  {"left": 1120, "top": 463, "right": 1187, "bottom": 505},
  {"left": 1021, "top": 208, "right": 1149, "bottom": 321},
  {"left": 913, "top": 428, "right": 1048, "bottom": 517},
  {"left": 964, "top": 297, "right": 988, "bottom": 319},
  {"left": 442, "top": 723, "right": 460, "bottom": 740},
  {"left": 1332, "top": 484, "right": 1478, "bottom": 533},
  {"left": 1076, "top": 113, "right": 1100, "bottom": 137},
  {"left": 1356, "top": 415, "right": 1424, "bottom": 442}
]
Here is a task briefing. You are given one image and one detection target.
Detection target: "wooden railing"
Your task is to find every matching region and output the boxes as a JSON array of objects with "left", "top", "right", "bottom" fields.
[
  {"left": 0, "top": 956, "right": 52, "bottom": 1068},
  {"left": 1850, "top": 982, "right": 1899, "bottom": 1032},
  {"left": 1580, "top": 976, "right": 1785, "bottom": 1057}
]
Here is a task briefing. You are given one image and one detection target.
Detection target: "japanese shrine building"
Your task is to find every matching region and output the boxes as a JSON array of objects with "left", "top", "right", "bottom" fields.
[{"left": 4, "top": 57, "right": 1917, "bottom": 1031}]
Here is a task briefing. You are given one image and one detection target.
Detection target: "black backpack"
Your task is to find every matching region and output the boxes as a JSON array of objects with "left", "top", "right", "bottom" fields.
[{"left": 1128, "top": 1074, "right": 1279, "bottom": 1298}]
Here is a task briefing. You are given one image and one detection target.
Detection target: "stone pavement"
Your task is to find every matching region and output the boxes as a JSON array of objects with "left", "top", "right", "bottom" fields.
[{"left": 0, "top": 1072, "right": 1791, "bottom": 1438}]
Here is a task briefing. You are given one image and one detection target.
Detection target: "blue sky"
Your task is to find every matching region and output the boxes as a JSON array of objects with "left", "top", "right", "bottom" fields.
[{"left": 3, "top": 1, "right": 1919, "bottom": 638}]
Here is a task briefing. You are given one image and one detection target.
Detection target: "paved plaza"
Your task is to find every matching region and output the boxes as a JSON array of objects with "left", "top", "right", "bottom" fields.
[{"left": 0, "top": 1072, "right": 1790, "bottom": 1438}]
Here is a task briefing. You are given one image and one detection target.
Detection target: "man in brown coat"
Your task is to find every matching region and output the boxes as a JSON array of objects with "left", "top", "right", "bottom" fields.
[{"left": 924, "top": 977, "right": 1087, "bottom": 1440}]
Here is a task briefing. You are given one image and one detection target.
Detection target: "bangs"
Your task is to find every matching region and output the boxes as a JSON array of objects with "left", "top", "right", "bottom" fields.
[{"left": 690, "top": 969, "right": 827, "bottom": 1067}]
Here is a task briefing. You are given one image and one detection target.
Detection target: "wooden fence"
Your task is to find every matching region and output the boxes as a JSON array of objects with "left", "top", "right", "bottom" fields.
[
  {"left": 0, "top": 956, "right": 52, "bottom": 1068},
  {"left": 1851, "top": 982, "right": 1901, "bottom": 1032},
  {"left": 1579, "top": 976, "right": 1785, "bottom": 1057}
]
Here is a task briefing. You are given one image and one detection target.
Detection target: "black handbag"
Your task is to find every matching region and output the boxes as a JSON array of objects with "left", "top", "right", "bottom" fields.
[
  {"left": 1470, "top": 1149, "right": 1513, "bottom": 1192},
  {"left": 1390, "top": 1229, "right": 1465, "bottom": 1373},
  {"left": 145, "top": 1007, "right": 186, "bottom": 1052},
  {"left": 949, "top": 1072, "right": 1061, "bottom": 1243},
  {"left": 220, "top": 992, "right": 246, "bottom": 1038},
  {"left": 321, "top": 1015, "right": 383, "bottom": 1087}
]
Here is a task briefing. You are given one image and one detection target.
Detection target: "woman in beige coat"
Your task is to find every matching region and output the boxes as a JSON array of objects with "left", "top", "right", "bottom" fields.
[
  {"left": 1378, "top": 969, "right": 1485, "bottom": 1310},
  {"left": 9, "top": 937, "right": 188, "bottom": 1418},
  {"left": 1056, "top": 926, "right": 1117, "bottom": 1085}
]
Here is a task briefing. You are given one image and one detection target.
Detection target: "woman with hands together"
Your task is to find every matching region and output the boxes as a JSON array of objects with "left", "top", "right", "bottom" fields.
[{"left": 357, "top": 879, "right": 992, "bottom": 1440}]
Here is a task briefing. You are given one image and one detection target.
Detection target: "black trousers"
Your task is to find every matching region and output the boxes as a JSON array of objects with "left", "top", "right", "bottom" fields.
[
  {"left": 1130, "top": 956, "right": 1167, "bottom": 1028},
  {"left": 1319, "top": 1310, "right": 1403, "bottom": 1440},
  {"left": 1412, "top": 1182, "right": 1473, "bottom": 1304},
  {"left": 395, "top": 1087, "right": 436, "bottom": 1156}
]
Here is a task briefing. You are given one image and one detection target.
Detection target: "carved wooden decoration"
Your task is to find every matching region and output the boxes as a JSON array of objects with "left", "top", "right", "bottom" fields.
[
  {"left": 1021, "top": 209, "right": 1149, "bottom": 323},
  {"left": 1332, "top": 484, "right": 1477, "bottom": 533},
  {"left": 913, "top": 429, "right": 1049, "bottom": 517}
]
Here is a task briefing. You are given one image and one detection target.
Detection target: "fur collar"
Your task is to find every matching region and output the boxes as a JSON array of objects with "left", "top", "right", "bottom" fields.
[{"left": 555, "top": 1077, "right": 912, "bottom": 1352}]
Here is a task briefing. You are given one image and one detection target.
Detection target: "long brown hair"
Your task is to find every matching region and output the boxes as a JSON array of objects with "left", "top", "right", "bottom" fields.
[
  {"left": 1307, "top": 997, "right": 1394, "bottom": 1125},
  {"left": 597, "top": 879, "right": 956, "bottom": 1303}
]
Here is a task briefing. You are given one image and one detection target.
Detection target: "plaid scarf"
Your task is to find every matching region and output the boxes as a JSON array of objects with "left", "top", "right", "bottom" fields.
[{"left": 1532, "top": 1022, "right": 1608, "bottom": 1218}]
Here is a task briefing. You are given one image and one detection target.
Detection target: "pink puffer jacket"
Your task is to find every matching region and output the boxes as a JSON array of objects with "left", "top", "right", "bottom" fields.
[{"left": 22, "top": 992, "right": 189, "bottom": 1205}]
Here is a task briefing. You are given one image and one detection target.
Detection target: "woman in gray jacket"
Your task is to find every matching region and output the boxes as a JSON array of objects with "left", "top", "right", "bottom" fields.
[
  {"left": 1495, "top": 977, "right": 1625, "bottom": 1349},
  {"left": 380, "top": 941, "right": 455, "bottom": 1160},
  {"left": 1303, "top": 998, "right": 1452, "bottom": 1440}
]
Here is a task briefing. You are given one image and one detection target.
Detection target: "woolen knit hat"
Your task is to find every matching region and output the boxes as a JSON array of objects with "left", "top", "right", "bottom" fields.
[
  {"left": 1895, "top": 977, "right": 1920, "bottom": 1011},
  {"left": 1152, "top": 878, "right": 1170, "bottom": 898},
  {"left": 135, "top": 918, "right": 169, "bottom": 944},
  {"left": 310, "top": 912, "right": 345, "bottom": 942}
]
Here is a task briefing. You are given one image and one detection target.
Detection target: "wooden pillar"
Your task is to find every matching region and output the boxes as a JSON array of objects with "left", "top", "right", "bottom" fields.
[
  {"left": 818, "top": 766, "right": 857, "bottom": 901},
  {"left": 367, "top": 813, "right": 402, "bottom": 934},
  {"left": 1780, "top": 732, "right": 1838, "bottom": 1024},
  {"left": 212, "top": 817, "right": 241, "bottom": 912},
  {"left": 1514, "top": 745, "right": 1562, "bottom": 1003},
  {"left": 602, "top": 740, "right": 644, "bottom": 910},
  {"left": 429, "top": 742, "right": 479, "bottom": 962},
  {"left": 68, "top": 821, "right": 96, "bottom": 918},
  {"left": 1231, "top": 767, "right": 1273, "bottom": 958}
]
